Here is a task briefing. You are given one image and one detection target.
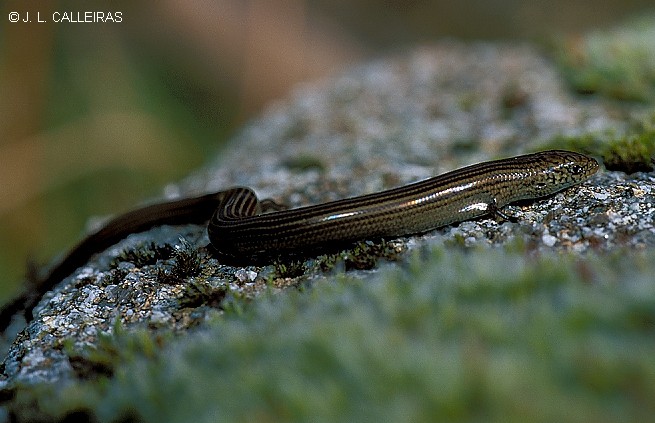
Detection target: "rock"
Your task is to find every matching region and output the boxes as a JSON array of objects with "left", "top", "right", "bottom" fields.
[{"left": 2, "top": 41, "right": 653, "bottom": 389}]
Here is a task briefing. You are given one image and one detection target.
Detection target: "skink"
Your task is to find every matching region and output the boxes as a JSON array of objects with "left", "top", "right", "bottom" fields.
[
  {"left": 0, "top": 150, "right": 598, "bottom": 327},
  {"left": 209, "top": 150, "right": 598, "bottom": 259}
]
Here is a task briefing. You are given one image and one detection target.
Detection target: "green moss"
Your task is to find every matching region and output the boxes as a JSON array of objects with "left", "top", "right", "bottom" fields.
[
  {"left": 111, "top": 242, "right": 175, "bottom": 269},
  {"left": 178, "top": 279, "right": 228, "bottom": 310},
  {"left": 539, "top": 133, "right": 604, "bottom": 157},
  {"left": 170, "top": 239, "right": 201, "bottom": 278},
  {"left": 108, "top": 238, "right": 203, "bottom": 285},
  {"left": 314, "top": 239, "right": 406, "bottom": 272},
  {"left": 554, "top": 15, "right": 655, "bottom": 102},
  {"left": 273, "top": 259, "right": 307, "bottom": 279},
  {"left": 603, "top": 114, "right": 655, "bottom": 173},
  {"left": 62, "top": 320, "right": 164, "bottom": 381},
  {"left": 542, "top": 112, "right": 655, "bottom": 173},
  {"left": 6, "top": 247, "right": 655, "bottom": 422},
  {"left": 603, "top": 132, "right": 655, "bottom": 173}
]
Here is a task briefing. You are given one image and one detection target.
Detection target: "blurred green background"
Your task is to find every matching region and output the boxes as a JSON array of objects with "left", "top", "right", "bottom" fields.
[{"left": 0, "top": 0, "right": 653, "bottom": 302}]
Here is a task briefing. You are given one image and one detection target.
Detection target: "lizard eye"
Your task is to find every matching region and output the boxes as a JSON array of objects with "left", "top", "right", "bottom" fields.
[{"left": 569, "top": 164, "right": 583, "bottom": 175}]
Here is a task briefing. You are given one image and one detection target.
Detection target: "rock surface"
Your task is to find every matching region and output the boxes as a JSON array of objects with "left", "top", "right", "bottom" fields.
[{"left": 2, "top": 41, "right": 653, "bottom": 388}]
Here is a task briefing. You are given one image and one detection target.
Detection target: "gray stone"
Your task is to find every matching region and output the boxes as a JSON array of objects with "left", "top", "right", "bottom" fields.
[{"left": 2, "top": 41, "right": 653, "bottom": 388}]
